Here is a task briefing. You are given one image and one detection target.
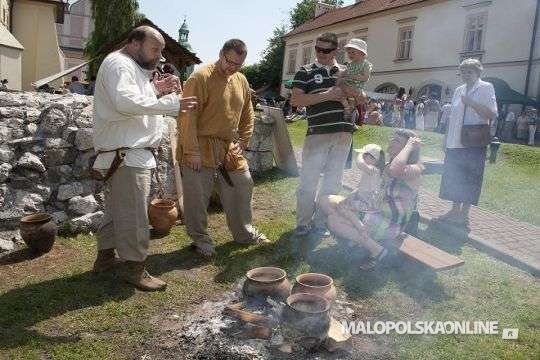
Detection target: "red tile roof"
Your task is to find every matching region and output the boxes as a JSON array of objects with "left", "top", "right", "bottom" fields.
[{"left": 284, "top": 0, "right": 428, "bottom": 38}]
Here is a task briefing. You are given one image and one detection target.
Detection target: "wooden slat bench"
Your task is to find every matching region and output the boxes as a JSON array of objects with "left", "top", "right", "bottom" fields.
[{"left": 394, "top": 234, "right": 465, "bottom": 271}]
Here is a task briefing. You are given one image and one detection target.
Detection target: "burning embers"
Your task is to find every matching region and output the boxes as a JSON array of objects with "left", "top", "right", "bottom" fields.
[{"left": 222, "top": 267, "right": 352, "bottom": 354}]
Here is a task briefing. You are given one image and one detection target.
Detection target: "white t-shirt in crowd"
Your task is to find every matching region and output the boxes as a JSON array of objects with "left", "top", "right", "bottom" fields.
[{"left": 445, "top": 79, "right": 498, "bottom": 149}]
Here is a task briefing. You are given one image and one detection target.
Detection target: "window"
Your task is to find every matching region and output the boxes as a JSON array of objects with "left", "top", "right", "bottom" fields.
[
  {"left": 464, "top": 13, "right": 486, "bottom": 52},
  {"left": 336, "top": 38, "right": 348, "bottom": 64},
  {"left": 287, "top": 49, "right": 297, "bottom": 74},
  {"left": 396, "top": 26, "right": 414, "bottom": 60},
  {"left": 375, "top": 83, "right": 399, "bottom": 94},
  {"left": 417, "top": 84, "right": 442, "bottom": 101},
  {"left": 301, "top": 46, "right": 312, "bottom": 65}
]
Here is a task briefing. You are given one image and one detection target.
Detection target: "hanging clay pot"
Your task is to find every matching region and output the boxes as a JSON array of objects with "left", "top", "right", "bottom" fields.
[
  {"left": 291, "top": 273, "right": 337, "bottom": 304},
  {"left": 281, "top": 292, "right": 331, "bottom": 349},
  {"left": 19, "top": 213, "right": 57, "bottom": 254},
  {"left": 148, "top": 199, "right": 178, "bottom": 235}
]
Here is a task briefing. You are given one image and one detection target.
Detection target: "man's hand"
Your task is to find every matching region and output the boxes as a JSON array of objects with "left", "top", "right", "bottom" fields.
[
  {"left": 224, "top": 142, "right": 243, "bottom": 169},
  {"left": 153, "top": 73, "right": 180, "bottom": 95},
  {"left": 184, "top": 154, "right": 201, "bottom": 171},
  {"left": 324, "top": 86, "right": 344, "bottom": 101},
  {"left": 179, "top": 96, "right": 198, "bottom": 113}
]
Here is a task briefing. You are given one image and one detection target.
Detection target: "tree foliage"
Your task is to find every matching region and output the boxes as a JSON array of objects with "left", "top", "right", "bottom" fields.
[
  {"left": 243, "top": 0, "right": 343, "bottom": 92},
  {"left": 84, "top": 0, "right": 144, "bottom": 77},
  {"left": 258, "top": 26, "right": 287, "bottom": 89},
  {"left": 290, "top": 0, "right": 343, "bottom": 29},
  {"left": 241, "top": 64, "right": 265, "bottom": 90}
]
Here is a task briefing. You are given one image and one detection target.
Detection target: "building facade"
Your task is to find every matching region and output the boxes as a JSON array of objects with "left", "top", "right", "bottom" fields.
[
  {"left": 56, "top": 0, "right": 93, "bottom": 80},
  {"left": 0, "top": 0, "right": 23, "bottom": 90},
  {"left": 282, "top": 0, "right": 540, "bottom": 105},
  {"left": 12, "top": 0, "right": 65, "bottom": 90}
]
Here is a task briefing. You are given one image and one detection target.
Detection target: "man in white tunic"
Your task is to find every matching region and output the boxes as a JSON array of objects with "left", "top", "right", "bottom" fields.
[{"left": 92, "top": 26, "right": 197, "bottom": 291}]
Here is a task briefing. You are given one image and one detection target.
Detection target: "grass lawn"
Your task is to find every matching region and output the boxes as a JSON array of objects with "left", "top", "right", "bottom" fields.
[
  {"left": 288, "top": 121, "right": 540, "bottom": 226},
  {"left": 0, "top": 125, "right": 539, "bottom": 359}
]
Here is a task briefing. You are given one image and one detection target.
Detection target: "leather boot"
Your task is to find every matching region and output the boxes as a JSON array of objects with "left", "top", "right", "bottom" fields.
[
  {"left": 123, "top": 261, "right": 167, "bottom": 291},
  {"left": 93, "top": 249, "right": 119, "bottom": 273}
]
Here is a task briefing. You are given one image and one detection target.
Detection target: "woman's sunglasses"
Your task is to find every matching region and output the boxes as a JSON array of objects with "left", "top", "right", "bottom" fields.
[{"left": 315, "top": 46, "right": 337, "bottom": 54}]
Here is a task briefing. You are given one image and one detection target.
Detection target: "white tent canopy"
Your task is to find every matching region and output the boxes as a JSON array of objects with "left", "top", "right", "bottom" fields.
[{"left": 31, "top": 60, "right": 92, "bottom": 89}]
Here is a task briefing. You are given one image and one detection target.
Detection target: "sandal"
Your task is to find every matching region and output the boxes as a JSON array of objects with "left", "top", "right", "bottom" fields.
[{"left": 359, "top": 248, "right": 388, "bottom": 270}]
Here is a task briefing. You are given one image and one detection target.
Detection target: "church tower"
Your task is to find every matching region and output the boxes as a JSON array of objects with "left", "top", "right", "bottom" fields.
[{"left": 178, "top": 18, "right": 194, "bottom": 79}]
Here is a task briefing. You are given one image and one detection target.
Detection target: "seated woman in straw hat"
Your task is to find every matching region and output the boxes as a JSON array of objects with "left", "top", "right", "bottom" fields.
[{"left": 319, "top": 129, "right": 423, "bottom": 269}]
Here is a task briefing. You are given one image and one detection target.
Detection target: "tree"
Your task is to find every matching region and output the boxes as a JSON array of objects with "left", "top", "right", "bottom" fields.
[
  {"left": 84, "top": 0, "right": 144, "bottom": 77},
  {"left": 241, "top": 64, "right": 266, "bottom": 90},
  {"left": 243, "top": 0, "right": 344, "bottom": 92},
  {"left": 258, "top": 25, "right": 287, "bottom": 89},
  {"left": 290, "top": 0, "right": 344, "bottom": 29}
]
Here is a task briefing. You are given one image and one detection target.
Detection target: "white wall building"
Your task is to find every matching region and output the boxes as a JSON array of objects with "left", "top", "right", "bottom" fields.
[
  {"left": 56, "top": 0, "right": 93, "bottom": 80},
  {"left": 282, "top": 0, "right": 540, "bottom": 106}
]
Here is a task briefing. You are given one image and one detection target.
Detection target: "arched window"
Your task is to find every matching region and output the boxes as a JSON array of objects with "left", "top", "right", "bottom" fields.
[
  {"left": 374, "top": 83, "right": 399, "bottom": 94},
  {"left": 417, "top": 84, "right": 442, "bottom": 100}
]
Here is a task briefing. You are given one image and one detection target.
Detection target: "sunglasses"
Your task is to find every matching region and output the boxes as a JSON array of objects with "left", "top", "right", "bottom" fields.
[{"left": 315, "top": 46, "right": 337, "bottom": 54}]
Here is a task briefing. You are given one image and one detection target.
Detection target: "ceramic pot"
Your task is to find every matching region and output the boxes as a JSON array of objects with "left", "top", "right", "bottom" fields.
[
  {"left": 281, "top": 293, "right": 331, "bottom": 348},
  {"left": 291, "top": 273, "right": 337, "bottom": 303},
  {"left": 242, "top": 267, "right": 291, "bottom": 301},
  {"left": 19, "top": 213, "right": 57, "bottom": 253},
  {"left": 148, "top": 199, "right": 178, "bottom": 235}
]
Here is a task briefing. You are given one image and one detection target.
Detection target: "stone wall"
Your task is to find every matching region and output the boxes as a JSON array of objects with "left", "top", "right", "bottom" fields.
[{"left": 0, "top": 91, "right": 177, "bottom": 251}]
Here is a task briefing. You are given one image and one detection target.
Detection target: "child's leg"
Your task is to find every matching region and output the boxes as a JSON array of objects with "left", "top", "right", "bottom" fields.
[
  {"left": 318, "top": 194, "right": 346, "bottom": 217},
  {"left": 339, "top": 89, "right": 353, "bottom": 120}
]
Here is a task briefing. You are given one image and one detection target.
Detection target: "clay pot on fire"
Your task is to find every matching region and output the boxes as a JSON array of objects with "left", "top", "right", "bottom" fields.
[
  {"left": 148, "top": 199, "right": 178, "bottom": 235},
  {"left": 242, "top": 267, "right": 291, "bottom": 301},
  {"left": 291, "top": 273, "right": 337, "bottom": 303},
  {"left": 281, "top": 292, "right": 331, "bottom": 349},
  {"left": 19, "top": 213, "right": 57, "bottom": 254}
]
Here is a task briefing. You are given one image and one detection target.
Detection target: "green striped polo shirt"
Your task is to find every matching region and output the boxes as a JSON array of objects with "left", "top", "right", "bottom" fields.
[{"left": 292, "top": 62, "right": 355, "bottom": 136}]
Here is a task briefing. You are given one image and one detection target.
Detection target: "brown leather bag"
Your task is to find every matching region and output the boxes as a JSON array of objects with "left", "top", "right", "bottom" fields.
[
  {"left": 88, "top": 147, "right": 130, "bottom": 181},
  {"left": 461, "top": 105, "right": 491, "bottom": 147}
]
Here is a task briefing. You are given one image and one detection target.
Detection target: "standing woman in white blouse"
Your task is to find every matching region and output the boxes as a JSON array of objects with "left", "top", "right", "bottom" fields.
[{"left": 437, "top": 59, "right": 498, "bottom": 226}]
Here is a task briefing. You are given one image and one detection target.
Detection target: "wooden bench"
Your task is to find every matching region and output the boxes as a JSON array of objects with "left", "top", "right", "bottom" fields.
[{"left": 392, "top": 234, "right": 465, "bottom": 271}]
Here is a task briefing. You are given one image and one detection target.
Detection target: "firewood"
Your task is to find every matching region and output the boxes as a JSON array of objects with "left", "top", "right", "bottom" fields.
[
  {"left": 323, "top": 317, "right": 352, "bottom": 352},
  {"left": 223, "top": 305, "right": 270, "bottom": 326}
]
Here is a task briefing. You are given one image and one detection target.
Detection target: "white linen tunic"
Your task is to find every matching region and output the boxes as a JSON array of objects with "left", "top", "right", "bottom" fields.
[{"left": 92, "top": 51, "right": 181, "bottom": 170}]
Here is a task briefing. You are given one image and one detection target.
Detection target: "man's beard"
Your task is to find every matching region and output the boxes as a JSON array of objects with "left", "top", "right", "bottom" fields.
[{"left": 134, "top": 50, "right": 158, "bottom": 70}]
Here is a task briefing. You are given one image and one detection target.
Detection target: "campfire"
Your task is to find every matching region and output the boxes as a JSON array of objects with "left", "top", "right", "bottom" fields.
[
  {"left": 154, "top": 267, "right": 368, "bottom": 359},
  {"left": 221, "top": 267, "right": 352, "bottom": 355}
]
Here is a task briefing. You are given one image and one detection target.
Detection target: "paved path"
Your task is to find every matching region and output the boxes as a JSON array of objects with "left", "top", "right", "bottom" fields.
[{"left": 293, "top": 147, "right": 540, "bottom": 276}]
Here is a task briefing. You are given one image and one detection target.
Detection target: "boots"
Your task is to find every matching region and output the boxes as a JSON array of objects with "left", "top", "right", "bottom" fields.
[
  {"left": 93, "top": 249, "right": 120, "bottom": 273},
  {"left": 123, "top": 261, "right": 167, "bottom": 291}
]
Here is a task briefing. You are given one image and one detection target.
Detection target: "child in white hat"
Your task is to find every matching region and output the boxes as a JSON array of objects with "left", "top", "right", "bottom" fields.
[
  {"left": 325, "top": 144, "right": 385, "bottom": 243},
  {"left": 337, "top": 38, "right": 373, "bottom": 121},
  {"left": 340, "top": 143, "right": 385, "bottom": 212}
]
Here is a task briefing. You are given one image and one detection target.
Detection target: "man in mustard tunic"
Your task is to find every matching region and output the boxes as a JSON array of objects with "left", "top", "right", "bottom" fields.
[{"left": 178, "top": 39, "right": 268, "bottom": 257}]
